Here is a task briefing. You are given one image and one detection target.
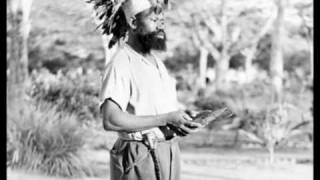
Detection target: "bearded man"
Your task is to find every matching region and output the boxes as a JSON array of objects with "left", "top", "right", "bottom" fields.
[{"left": 94, "top": 0, "right": 203, "bottom": 179}]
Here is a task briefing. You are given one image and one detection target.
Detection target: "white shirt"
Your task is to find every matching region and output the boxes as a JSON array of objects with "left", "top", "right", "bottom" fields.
[{"left": 99, "top": 44, "right": 179, "bottom": 140}]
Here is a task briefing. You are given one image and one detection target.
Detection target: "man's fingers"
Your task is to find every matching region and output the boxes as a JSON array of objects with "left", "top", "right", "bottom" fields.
[
  {"left": 179, "top": 125, "right": 192, "bottom": 134},
  {"left": 179, "top": 124, "right": 201, "bottom": 134},
  {"left": 182, "top": 113, "right": 193, "bottom": 121},
  {"left": 177, "top": 129, "right": 188, "bottom": 136},
  {"left": 184, "top": 121, "right": 204, "bottom": 129},
  {"left": 185, "top": 110, "right": 198, "bottom": 119},
  {"left": 172, "top": 126, "right": 188, "bottom": 136}
]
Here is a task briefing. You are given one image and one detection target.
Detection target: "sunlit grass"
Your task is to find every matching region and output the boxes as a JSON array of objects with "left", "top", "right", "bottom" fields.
[{"left": 7, "top": 100, "right": 93, "bottom": 177}]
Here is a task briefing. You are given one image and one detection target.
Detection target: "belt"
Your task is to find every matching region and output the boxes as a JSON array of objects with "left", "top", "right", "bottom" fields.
[
  {"left": 118, "top": 126, "right": 175, "bottom": 142},
  {"left": 118, "top": 130, "right": 166, "bottom": 143},
  {"left": 118, "top": 129, "right": 176, "bottom": 148}
]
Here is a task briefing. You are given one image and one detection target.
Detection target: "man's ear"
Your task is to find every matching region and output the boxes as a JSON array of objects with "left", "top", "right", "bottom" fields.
[{"left": 128, "top": 17, "right": 137, "bottom": 30}]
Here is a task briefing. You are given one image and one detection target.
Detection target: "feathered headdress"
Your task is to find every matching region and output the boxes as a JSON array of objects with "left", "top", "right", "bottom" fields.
[{"left": 87, "top": 0, "right": 169, "bottom": 48}]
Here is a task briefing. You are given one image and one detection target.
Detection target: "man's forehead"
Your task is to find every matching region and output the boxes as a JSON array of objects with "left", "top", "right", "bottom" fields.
[
  {"left": 144, "top": 0, "right": 166, "bottom": 12},
  {"left": 139, "top": 6, "right": 163, "bottom": 17},
  {"left": 137, "top": 2, "right": 165, "bottom": 18}
]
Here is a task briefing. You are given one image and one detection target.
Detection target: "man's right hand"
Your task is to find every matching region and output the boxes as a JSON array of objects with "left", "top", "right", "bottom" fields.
[{"left": 165, "top": 110, "right": 203, "bottom": 136}]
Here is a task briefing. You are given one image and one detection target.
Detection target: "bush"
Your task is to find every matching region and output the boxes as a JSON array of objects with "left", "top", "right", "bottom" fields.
[
  {"left": 194, "top": 80, "right": 273, "bottom": 113},
  {"left": 164, "top": 46, "right": 199, "bottom": 72},
  {"left": 29, "top": 68, "right": 101, "bottom": 122},
  {"left": 193, "top": 79, "right": 312, "bottom": 132},
  {"left": 7, "top": 100, "right": 93, "bottom": 177}
]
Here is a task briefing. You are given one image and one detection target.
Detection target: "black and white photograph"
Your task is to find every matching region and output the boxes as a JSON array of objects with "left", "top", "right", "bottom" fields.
[{"left": 7, "top": 0, "right": 313, "bottom": 180}]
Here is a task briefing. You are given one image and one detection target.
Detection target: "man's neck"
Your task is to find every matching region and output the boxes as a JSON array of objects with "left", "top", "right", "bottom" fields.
[
  {"left": 126, "top": 33, "right": 151, "bottom": 56},
  {"left": 126, "top": 35, "right": 159, "bottom": 67}
]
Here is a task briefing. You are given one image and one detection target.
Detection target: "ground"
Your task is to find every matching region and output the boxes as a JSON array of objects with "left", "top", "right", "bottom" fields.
[{"left": 7, "top": 147, "right": 312, "bottom": 180}]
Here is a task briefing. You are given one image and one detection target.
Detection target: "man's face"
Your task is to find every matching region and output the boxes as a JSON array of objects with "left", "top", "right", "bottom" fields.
[{"left": 134, "top": 5, "right": 167, "bottom": 52}]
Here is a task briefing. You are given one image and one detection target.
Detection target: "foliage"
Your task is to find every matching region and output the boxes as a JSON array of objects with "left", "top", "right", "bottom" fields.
[
  {"left": 254, "top": 34, "right": 311, "bottom": 75},
  {"left": 164, "top": 46, "right": 200, "bottom": 72},
  {"left": 28, "top": 68, "right": 101, "bottom": 122},
  {"left": 238, "top": 101, "right": 312, "bottom": 163},
  {"left": 194, "top": 80, "right": 272, "bottom": 112},
  {"left": 192, "top": 79, "right": 312, "bottom": 151},
  {"left": 7, "top": 100, "right": 93, "bottom": 177}
]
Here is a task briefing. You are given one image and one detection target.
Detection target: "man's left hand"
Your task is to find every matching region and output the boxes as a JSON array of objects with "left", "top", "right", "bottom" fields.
[{"left": 168, "top": 110, "right": 204, "bottom": 136}]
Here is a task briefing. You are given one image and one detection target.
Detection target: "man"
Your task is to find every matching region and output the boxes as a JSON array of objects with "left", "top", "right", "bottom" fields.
[{"left": 98, "top": 0, "right": 203, "bottom": 179}]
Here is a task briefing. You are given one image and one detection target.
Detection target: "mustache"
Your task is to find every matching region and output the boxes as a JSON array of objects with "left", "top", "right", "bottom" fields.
[{"left": 146, "top": 30, "right": 166, "bottom": 39}]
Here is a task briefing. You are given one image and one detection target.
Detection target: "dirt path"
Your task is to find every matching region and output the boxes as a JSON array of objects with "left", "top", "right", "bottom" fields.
[
  {"left": 181, "top": 152, "right": 312, "bottom": 180},
  {"left": 7, "top": 150, "right": 313, "bottom": 180}
]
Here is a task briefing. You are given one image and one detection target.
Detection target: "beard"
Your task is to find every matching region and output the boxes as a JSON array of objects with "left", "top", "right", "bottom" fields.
[{"left": 137, "top": 30, "right": 167, "bottom": 53}]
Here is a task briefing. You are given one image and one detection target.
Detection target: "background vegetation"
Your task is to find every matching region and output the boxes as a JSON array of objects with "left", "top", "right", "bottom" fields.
[{"left": 7, "top": 0, "right": 313, "bottom": 179}]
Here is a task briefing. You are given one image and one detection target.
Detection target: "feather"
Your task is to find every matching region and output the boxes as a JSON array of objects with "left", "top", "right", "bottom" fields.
[{"left": 87, "top": 0, "right": 170, "bottom": 47}]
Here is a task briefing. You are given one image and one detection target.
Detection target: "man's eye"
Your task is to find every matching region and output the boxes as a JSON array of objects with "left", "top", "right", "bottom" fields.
[
  {"left": 154, "top": 6, "right": 162, "bottom": 14},
  {"left": 150, "top": 18, "right": 158, "bottom": 22}
]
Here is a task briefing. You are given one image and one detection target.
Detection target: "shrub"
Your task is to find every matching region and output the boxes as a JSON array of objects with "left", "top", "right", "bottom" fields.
[
  {"left": 7, "top": 100, "right": 93, "bottom": 177},
  {"left": 192, "top": 80, "right": 312, "bottom": 151},
  {"left": 164, "top": 46, "right": 199, "bottom": 72},
  {"left": 29, "top": 68, "right": 101, "bottom": 123},
  {"left": 194, "top": 80, "right": 273, "bottom": 114},
  {"left": 238, "top": 102, "right": 312, "bottom": 163}
]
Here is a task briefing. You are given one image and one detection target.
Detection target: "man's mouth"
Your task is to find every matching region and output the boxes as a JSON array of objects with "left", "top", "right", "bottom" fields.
[{"left": 155, "top": 31, "right": 165, "bottom": 39}]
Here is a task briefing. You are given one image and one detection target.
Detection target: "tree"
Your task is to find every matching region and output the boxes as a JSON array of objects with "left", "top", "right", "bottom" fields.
[
  {"left": 296, "top": 2, "right": 313, "bottom": 81},
  {"left": 237, "top": 102, "right": 311, "bottom": 164},
  {"left": 190, "top": 0, "right": 236, "bottom": 90},
  {"left": 7, "top": 0, "right": 33, "bottom": 99},
  {"left": 239, "top": 11, "right": 276, "bottom": 80},
  {"left": 172, "top": 0, "right": 277, "bottom": 90},
  {"left": 269, "top": 0, "right": 286, "bottom": 101}
]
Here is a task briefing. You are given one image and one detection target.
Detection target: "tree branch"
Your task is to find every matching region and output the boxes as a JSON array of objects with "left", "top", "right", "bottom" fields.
[{"left": 238, "top": 129, "right": 265, "bottom": 145}]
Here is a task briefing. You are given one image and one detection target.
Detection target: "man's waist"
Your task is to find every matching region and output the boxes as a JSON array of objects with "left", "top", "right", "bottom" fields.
[{"left": 118, "top": 128, "right": 165, "bottom": 141}]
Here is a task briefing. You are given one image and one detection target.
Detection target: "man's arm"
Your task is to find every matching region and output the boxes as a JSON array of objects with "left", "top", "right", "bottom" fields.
[{"left": 101, "top": 99, "right": 202, "bottom": 133}]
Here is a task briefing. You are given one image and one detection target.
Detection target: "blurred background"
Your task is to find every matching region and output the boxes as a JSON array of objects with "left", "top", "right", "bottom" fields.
[{"left": 7, "top": 0, "right": 313, "bottom": 180}]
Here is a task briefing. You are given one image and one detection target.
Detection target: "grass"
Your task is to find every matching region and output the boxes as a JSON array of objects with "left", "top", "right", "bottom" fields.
[
  {"left": 7, "top": 148, "right": 313, "bottom": 180},
  {"left": 7, "top": 99, "right": 93, "bottom": 177}
]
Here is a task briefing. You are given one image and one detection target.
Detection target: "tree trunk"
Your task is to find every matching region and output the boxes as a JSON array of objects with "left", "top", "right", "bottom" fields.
[
  {"left": 270, "top": 0, "right": 285, "bottom": 102},
  {"left": 243, "top": 15, "right": 275, "bottom": 82},
  {"left": 7, "top": 0, "right": 33, "bottom": 99},
  {"left": 244, "top": 48, "right": 256, "bottom": 82},
  {"left": 215, "top": 54, "right": 230, "bottom": 90},
  {"left": 215, "top": 0, "right": 230, "bottom": 90},
  {"left": 198, "top": 47, "right": 209, "bottom": 88},
  {"left": 267, "top": 144, "right": 275, "bottom": 164}
]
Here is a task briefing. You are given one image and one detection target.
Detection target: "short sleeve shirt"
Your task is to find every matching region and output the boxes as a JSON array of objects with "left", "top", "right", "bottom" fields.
[{"left": 99, "top": 44, "right": 179, "bottom": 138}]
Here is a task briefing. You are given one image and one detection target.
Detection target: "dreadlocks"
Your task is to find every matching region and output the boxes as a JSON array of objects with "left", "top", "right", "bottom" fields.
[
  {"left": 87, "top": 0, "right": 129, "bottom": 48},
  {"left": 87, "top": 0, "right": 170, "bottom": 48}
]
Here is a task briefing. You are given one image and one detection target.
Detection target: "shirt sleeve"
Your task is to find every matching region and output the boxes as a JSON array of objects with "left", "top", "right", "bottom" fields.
[{"left": 99, "top": 58, "right": 131, "bottom": 111}]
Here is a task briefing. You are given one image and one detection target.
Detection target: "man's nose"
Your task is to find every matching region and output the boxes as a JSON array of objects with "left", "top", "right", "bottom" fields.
[
  {"left": 157, "top": 16, "right": 165, "bottom": 30},
  {"left": 157, "top": 20, "right": 165, "bottom": 30}
]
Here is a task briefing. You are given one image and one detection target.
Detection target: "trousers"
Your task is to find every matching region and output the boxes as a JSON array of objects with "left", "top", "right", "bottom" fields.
[{"left": 110, "top": 138, "right": 181, "bottom": 180}]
